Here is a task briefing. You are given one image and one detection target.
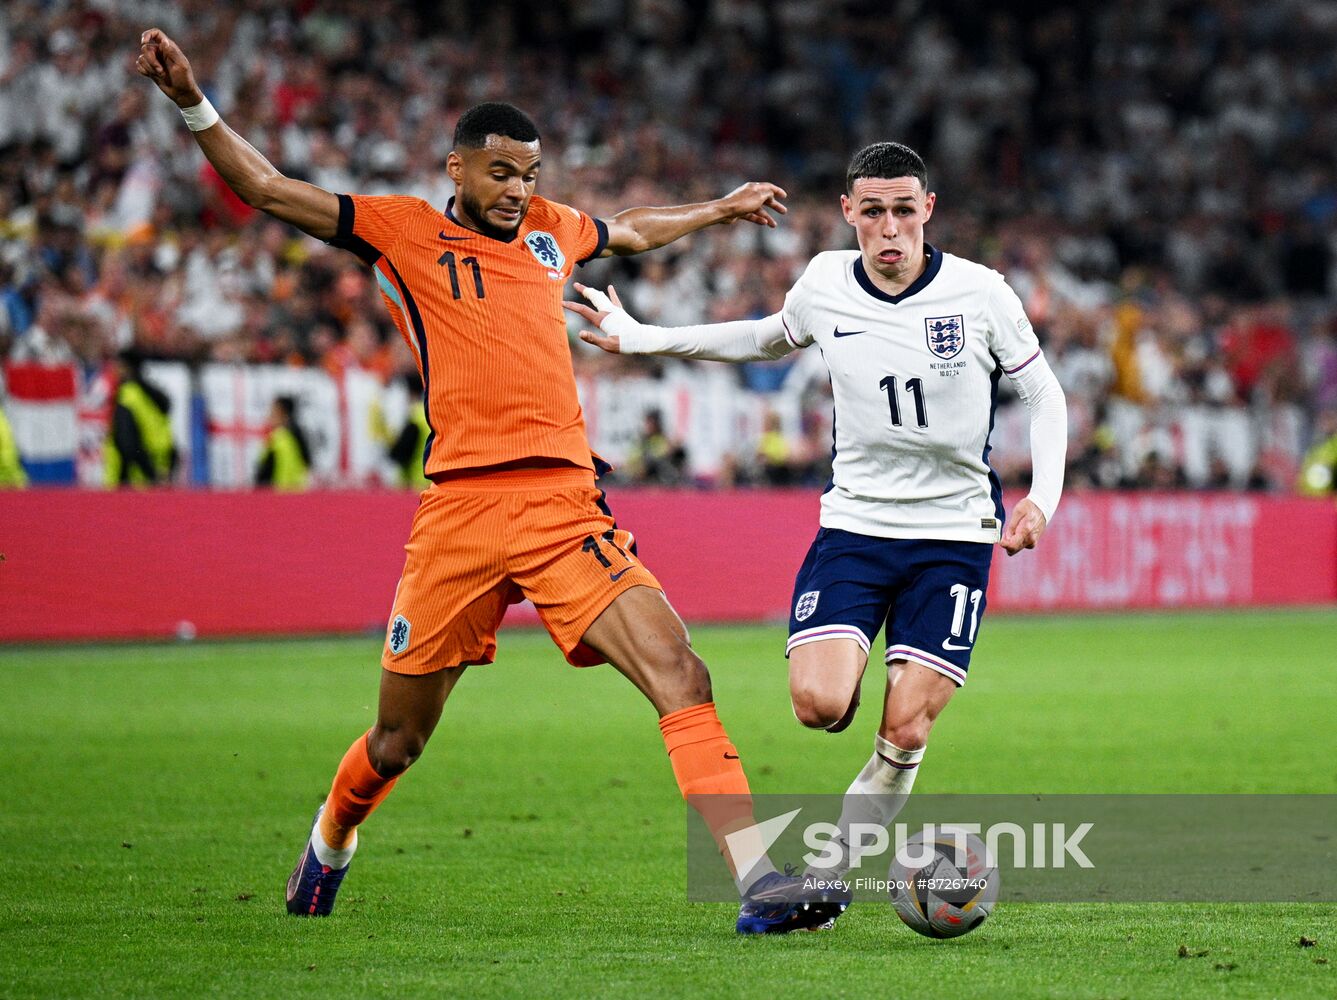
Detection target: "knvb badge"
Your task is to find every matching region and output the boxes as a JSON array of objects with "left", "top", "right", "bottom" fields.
[
  {"left": 389, "top": 615, "right": 411, "bottom": 655},
  {"left": 925, "top": 314, "right": 965, "bottom": 359},
  {"left": 524, "top": 231, "right": 565, "bottom": 279}
]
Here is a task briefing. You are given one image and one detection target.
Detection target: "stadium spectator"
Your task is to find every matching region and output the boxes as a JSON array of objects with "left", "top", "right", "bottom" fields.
[
  {"left": 254, "top": 395, "right": 310, "bottom": 490},
  {"left": 0, "top": 385, "right": 25, "bottom": 488},
  {"left": 627, "top": 409, "right": 688, "bottom": 485},
  {"left": 1298, "top": 411, "right": 1337, "bottom": 497},
  {"left": 385, "top": 373, "right": 429, "bottom": 489},
  {"left": 755, "top": 409, "right": 801, "bottom": 486},
  {"left": 105, "top": 349, "right": 175, "bottom": 487},
  {"left": 2, "top": 0, "right": 1336, "bottom": 491}
]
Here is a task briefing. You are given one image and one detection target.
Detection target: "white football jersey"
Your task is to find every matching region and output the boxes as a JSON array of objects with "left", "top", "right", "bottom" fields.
[{"left": 781, "top": 247, "right": 1042, "bottom": 543}]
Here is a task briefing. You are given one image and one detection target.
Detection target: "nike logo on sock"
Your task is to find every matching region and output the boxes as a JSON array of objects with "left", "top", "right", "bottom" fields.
[{"left": 723, "top": 752, "right": 740, "bottom": 759}]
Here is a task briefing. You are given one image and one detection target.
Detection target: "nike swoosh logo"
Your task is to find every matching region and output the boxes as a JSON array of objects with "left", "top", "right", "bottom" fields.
[
  {"left": 609, "top": 566, "right": 634, "bottom": 582},
  {"left": 833, "top": 327, "right": 867, "bottom": 338},
  {"left": 942, "top": 638, "right": 973, "bottom": 651},
  {"left": 723, "top": 753, "right": 740, "bottom": 759},
  {"left": 439, "top": 232, "right": 471, "bottom": 241}
]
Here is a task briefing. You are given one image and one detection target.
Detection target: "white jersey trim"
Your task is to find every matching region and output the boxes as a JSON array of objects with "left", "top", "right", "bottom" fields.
[{"left": 820, "top": 491, "right": 1002, "bottom": 543}]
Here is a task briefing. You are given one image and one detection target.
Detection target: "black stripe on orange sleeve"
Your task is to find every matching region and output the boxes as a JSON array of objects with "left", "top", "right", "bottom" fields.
[
  {"left": 383, "top": 258, "right": 436, "bottom": 475},
  {"left": 327, "top": 193, "right": 383, "bottom": 265},
  {"left": 577, "top": 218, "right": 609, "bottom": 267}
]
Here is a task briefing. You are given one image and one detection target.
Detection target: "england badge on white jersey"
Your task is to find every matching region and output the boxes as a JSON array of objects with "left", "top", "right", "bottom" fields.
[{"left": 924, "top": 314, "right": 965, "bottom": 358}]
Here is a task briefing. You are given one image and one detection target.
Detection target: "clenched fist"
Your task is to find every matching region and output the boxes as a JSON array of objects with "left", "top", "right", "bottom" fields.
[{"left": 135, "top": 29, "right": 203, "bottom": 108}]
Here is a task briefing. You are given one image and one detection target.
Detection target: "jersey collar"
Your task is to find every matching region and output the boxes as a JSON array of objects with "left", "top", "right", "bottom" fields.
[
  {"left": 444, "top": 196, "right": 521, "bottom": 244},
  {"left": 853, "top": 244, "right": 942, "bottom": 304}
]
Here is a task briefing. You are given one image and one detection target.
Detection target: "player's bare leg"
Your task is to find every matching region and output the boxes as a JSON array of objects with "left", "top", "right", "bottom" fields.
[
  {"left": 581, "top": 586, "right": 825, "bottom": 933},
  {"left": 321, "top": 666, "right": 468, "bottom": 847},
  {"left": 880, "top": 658, "right": 956, "bottom": 751},
  {"left": 788, "top": 638, "right": 867, "bottom": 731},
  {"left": 580, "top": 585, "right": 711, "bottom": 714},
  {"left": 287, "top": 665, "right": 466, "bottom": 916}
]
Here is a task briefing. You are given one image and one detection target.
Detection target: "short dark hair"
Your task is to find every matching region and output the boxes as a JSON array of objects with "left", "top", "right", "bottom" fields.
[
  {"left": 274, "top": 395, "right": 298, "bottom": 420},
  {"left": 453, "top": 102, "right": 540, "bottom": 149},
  {"left": 845, "top": 142, "right": 927, "bottom": 194}
]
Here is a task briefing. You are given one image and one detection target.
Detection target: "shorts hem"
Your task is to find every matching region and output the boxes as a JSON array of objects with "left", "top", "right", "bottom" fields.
[
  {"left": 380, "top": 649, "right": 497, "bottom": 675},
  {"left": 884, "top": 644, "right": 967, "bottom": 686},
  {"left": 786, "top": 624, "right": 872, "bottom": 657},
  {"left": 551, "top": 574, "right": 663, "bottom": 666}
]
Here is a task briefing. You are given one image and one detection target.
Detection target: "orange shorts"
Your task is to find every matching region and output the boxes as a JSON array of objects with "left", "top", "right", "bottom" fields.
[{"left": 381, "top": 467, "right": 661, "bottom": 673}]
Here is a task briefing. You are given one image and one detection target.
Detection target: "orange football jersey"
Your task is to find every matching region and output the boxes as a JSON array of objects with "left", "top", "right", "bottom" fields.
[{"left": 331, "top": 193, "right": 608, "bottom": 476}]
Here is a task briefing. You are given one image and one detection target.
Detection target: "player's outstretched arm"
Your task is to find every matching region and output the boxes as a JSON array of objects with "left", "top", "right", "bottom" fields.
[
  {"left": 136, "top": 29, "right": 338, "bottom": 241},
  {"left": 599, "top": 183, "right": 787, "bottom": 256},
  {"left": 564, "top": 283, "right": 793, "bottom": 362}
]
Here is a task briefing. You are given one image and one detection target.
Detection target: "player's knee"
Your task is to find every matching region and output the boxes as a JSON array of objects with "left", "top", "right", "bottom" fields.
[
  {"left": 672, "top": 645, "right": 713, "bottom": 706},
  {"left": 882, "top": 717, "right": 931, "bottom": 752},
  {"left": 367, "top": 726, "right": 428, "bottom": 778},
  {"left": 646, "top": 642, "right": 713, "bottom": 710},
  {"left": 790, "top": 680, "right": 851, "bottom": 730}
]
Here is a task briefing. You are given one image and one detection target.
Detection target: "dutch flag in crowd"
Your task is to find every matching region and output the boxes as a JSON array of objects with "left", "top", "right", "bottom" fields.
[{"left": 3, "top": 363, "right": 78, "bottom": 484}]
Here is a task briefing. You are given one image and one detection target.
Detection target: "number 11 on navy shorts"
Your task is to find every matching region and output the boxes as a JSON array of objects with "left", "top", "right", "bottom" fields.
[{"left": 786, "top": 527, "right": 995, "bottom": 686}]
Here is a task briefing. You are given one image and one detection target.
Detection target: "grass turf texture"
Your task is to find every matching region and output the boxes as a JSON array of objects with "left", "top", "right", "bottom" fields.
[{"left": 3, "top": 610, "right": 1334, "bottom": 999}]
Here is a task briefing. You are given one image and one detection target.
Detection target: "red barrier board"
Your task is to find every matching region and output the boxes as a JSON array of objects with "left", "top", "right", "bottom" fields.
[
  {"left": 1, "top": 489, "right": 1333, "bottom": 643},
  {"left": 988, "top": 492, "right": 1337, "bottom": 609},
  {"left": 0, "top": 490, "right": 418, "bottom": 642}
]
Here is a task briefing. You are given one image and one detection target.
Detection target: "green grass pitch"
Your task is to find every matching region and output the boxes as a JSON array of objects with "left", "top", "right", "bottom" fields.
[{"left": 3, "top": 609, "right": 1334, "bottom": 998}]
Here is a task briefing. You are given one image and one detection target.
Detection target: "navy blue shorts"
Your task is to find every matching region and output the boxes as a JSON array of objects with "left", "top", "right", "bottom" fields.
[{"left": 786, "top": 528, "right": 995, "bottom": 686}]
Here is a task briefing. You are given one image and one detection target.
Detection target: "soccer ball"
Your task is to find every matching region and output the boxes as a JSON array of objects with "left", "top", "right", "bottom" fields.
[{"left": 888, "top": 826, "right": 998, "bottom": 938}]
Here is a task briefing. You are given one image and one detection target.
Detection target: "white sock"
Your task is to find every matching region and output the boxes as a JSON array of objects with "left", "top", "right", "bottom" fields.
[
  {"left": 310, "top": 822, "right": 358, "bottom": 870},
  {"left": 810, "top": 735, "right": 925, "bottom": 880},
  {"left": 735, "top": 856, "right": 780, "bottom": 897},
  {"left": 727, "top": 820, "right": 780, "bottom": 895}
]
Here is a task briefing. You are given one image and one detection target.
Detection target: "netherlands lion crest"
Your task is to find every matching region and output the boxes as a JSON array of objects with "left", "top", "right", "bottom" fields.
[
  {"left": 795, "top": 590, "right": 821, "bottom": 622},
  {"left": 524, "top": 231, "right": 565, "bottom": 278},
  {"left": 389, "top": 614, "right": 411, "bottom": 655},
  {"left": 925, "top": 314, "right": 965, "bottom": 359}
]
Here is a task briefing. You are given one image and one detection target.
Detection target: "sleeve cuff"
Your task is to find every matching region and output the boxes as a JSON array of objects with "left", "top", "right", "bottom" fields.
[
  {"left": 577, "top": 217, "right": 609, "bottom": 267},
  {"left": 1025, "top": 492, "right": 1057, "bottom": 524},
  {"left": 328, "top": 193, "right": 382, "bottom": 265},
  {"left": 335, "top": 193, "right": 355, "bottom": 240}
]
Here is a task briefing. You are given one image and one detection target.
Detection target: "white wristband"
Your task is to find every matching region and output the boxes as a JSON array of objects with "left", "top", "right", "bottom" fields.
[
  {"left": 601, "top": 310, "right": 643, "bottom": 352},
  {"left": 179, "top": 96, "right": 219, "bottom": 132}
]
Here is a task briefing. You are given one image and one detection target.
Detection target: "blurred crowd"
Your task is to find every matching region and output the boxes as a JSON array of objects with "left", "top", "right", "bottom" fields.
[{"left": 1, "top": 0, "right": 1336, "bottom": 492}]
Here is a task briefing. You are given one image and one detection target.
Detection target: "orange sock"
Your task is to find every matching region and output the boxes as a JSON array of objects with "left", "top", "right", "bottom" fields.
[
  {"left": 318, "top": 731, "right": 398, "bottom": 849},
  {"left": 659, "top": 702, "right": 773, "bottom": 886}
]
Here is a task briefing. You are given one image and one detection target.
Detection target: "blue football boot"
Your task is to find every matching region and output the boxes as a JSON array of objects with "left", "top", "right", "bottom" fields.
[
  {"left": 807, "top": 879, "right": 853, "bottom": 930},
  {"left": 285, "top": 807, "right": 352, "bottom": 917},
  {"left": 736, "top": 867, "right": 838, "bottom": 934}
]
